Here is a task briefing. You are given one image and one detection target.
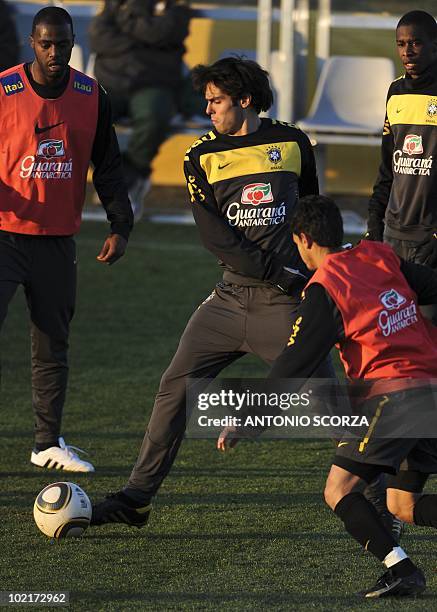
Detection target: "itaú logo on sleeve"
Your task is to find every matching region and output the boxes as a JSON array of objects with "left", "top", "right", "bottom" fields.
[
  {"left": 241, "top": 182, "right": 274, "bottom": 205},
  {"left": 378, "top": 289, "right": 418, "bottom": 337},
  {"left": 19, "top": 139, "right": 72, "bottom": 180}
]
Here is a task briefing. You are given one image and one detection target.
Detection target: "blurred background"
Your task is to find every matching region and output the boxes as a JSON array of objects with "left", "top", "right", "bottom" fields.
[{"left": 6, "top": 0, "right": 431, "bottom": 225}]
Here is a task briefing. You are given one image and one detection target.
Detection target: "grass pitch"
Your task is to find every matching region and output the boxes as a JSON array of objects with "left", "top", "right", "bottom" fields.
[{"left": 1, "top": 220, "right": 437, "bottom": 610}]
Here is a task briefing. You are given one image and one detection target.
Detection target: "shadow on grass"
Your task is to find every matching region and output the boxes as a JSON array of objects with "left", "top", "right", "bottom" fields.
[
  {"left": 155, "top": 492, "right": 322, "bottom": 505},
  {"left": 85, "top": 530, "right": 350, "bottom": 542},
  {"left": 68, "top": 589, "right": 437, "bottom": 606},
  {"left": 3, "top": 490, "right": 324, "bottom": 509},
  {"left": 170, "top": 467, "right": 323, "bottom": 477}
]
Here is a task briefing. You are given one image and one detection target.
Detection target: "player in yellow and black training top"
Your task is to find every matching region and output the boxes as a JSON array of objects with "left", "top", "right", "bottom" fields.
[
  {"left": 366, "top": 9, "right": 437, "bottom": 539},
  {"left": 367, "top": 11, "right": 437, "bottom": 325},
  {"left": 91, "top": 57, "right": 334, "bottom": 527}
]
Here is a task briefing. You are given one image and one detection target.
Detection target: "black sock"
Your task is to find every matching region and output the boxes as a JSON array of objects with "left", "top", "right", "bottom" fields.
[
  {"left": 334, "top": 492, "right": 397, "bottom": 561},
  {"left": 34, "top": 441, "right": 59, "bottom": 452},
  {"left": 121, "top": 488, "right": 151, "bottom": 508},
  {"left": 414, "top": 494, "right": 437, "bottom": 527}
]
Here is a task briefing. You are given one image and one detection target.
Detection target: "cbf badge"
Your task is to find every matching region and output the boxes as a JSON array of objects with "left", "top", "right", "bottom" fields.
[
  {"left": 426, "top": 98, "right": 437, "bottom": 118},
  {"left": 267, "top": 146, "right": 282, "bottom": 165}
]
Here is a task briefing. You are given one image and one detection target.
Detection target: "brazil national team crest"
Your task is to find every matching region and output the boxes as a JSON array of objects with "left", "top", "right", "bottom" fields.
[
  {"left": 426, "top": 99, "right": 437, "bottom": 118},
  {"left": 267, "top": 146, "right": 282, "bottom": 165},
  {"left": 241, "top": 183, "right": 273, "bottom": 205},
  {"left": 402, "top": 134, "right": 423, "bottom": 156}
]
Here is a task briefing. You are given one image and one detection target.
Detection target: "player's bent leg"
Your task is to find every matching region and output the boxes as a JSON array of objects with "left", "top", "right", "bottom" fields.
[
  {"left": 324, "top": 464, "right": 364, "bottom": 510},
  {"left": 387, "top": 470, "right": 437, "bottom": 528},
  {"left": 364, "top": 474, "right": 403, "bottom": 542},
  {"left": 92, "top": 285, "right": 246, "bottom": 527},
  {"left": 387, "top": 488, "right": 421, "bottom": 524},
  {"left": 328, "top": 458, "right": 425, "bottom": 597}
]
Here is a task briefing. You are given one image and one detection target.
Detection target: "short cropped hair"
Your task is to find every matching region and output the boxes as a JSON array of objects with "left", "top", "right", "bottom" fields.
[
  {"left": 397, "top": 10, "right": 437, "bottom": 40},
  {"left": 32, "top": 7, "right": 74, "bottom": 35},
  {"left": 290, "top": 195, "right": 344, "bottom": 248},
  {"left": 191, "top": 57, "right": 273, "bottom": 114}
]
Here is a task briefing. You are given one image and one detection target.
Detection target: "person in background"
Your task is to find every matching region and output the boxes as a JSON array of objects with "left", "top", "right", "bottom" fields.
[
  {"left": 0, "top": 0, "right": 20, "bottom": 71},
  {"left": 89, "top": 0, "right": 200, "bottom": 219}
]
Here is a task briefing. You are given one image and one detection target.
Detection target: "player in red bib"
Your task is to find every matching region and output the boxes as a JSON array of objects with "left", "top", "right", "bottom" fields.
[
  {"left": 220, "top": 195, "right": 437, "bottom": 597},
  {"left": 0, "top": 7, "right": 133, "bottom": 472}
]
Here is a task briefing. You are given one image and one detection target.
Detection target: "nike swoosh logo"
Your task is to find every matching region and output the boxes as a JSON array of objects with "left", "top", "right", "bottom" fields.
[
  {"left": 218, "top": 162, "right": 231, "bottom": 170},
  {"left": 35, "top": 121, "right": 64, "bottom": 134},
  {"left": 395, "top": 108, "right": 403, "bottom": 113},
  {"left": 337, "top": 442, "right": 348, "bottom": 447}
]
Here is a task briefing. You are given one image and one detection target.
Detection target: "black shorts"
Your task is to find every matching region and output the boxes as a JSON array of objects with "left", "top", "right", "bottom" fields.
[
  {"left": 334, "top": 437, "right": 437, "bottom": 475},
  {"left": 333, "top": 388, "right": 437, "bottom": 479}
]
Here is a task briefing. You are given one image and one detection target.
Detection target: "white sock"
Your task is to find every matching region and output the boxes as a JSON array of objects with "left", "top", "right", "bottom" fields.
[{"left": 383, "top": 546, "right": 408, "bottom": 568}]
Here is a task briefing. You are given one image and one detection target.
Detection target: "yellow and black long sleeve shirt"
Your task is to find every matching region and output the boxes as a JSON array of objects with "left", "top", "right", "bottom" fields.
[
  {"left": 184, "top": 118, "right": 318, "bottom": 299},
  {"left": 369, "top": 64, "right": 437, "bottom": 242}
]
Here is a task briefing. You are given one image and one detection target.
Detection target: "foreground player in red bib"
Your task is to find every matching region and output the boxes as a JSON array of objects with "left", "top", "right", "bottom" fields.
[
  {"left": 220, "top": 195, "right": 437, "bottom": 597},
  {"left": 0, "top": 7, "right": 133, "bottom": 472}
]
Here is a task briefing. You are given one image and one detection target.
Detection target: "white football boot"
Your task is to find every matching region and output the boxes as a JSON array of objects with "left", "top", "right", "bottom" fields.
[{"left": 31, "top": 437, "right": 95, "bottom": 472}]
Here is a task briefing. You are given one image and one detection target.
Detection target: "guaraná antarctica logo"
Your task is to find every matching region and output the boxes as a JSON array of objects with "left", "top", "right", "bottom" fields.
[{"left": 241, "top": 182, "right": 274, "bottom": 205}]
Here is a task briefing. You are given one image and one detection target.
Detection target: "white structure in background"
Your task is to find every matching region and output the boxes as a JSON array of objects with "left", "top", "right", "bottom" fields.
[
  {"left": 297, "top": 55, "right": 395, "bottom": 191},
  {"left": 257, "top": 0, "right": 401, "bottom": 125},
  {"left": 257, "top": 0, "right": 310, "bottom": 122}
]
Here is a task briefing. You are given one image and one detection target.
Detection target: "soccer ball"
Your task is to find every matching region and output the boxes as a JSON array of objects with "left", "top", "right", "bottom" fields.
[{"left": 33, "top": 482, "right": 91, "bottom": 539}]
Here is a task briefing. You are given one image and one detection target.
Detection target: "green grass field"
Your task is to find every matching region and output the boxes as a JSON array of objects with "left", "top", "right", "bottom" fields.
[{"left": 1, "top": 220, "right": 437, "bottom": 610}]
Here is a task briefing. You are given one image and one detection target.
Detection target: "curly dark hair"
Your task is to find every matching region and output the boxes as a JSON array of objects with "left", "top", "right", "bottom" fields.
[
  {"left": 290, "top": 195, "right": 344, "bottom": 248},
  {"left": 191, "top": 56, "right": 273, "bottom": 114}
]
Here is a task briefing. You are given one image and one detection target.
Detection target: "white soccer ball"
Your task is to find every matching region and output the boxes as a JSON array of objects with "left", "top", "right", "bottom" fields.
[{"left": 33, "top": 482, "right": 91, "bottom": 539}]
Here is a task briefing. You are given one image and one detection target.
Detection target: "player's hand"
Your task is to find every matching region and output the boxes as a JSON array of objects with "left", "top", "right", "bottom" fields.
[
  {"left": 96, "top": 234, "right": 127, "bottom": 265},
  {"left": 217, "top": 426, "right": 240, "bottom": 452},
  {"left": 419, "top": 232, "right": 437, "bottom": 268}
]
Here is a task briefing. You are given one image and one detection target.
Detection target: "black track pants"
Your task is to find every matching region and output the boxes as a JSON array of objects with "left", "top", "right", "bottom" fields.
[
  {"left": 384, "top": 234, "right": 437, "bottom": 325},
  {"left": 128, "top": 282, "right": 334, "bottom": 496},
  {"left": 0, "top": 232, "right": 76, "bottom": 445}
]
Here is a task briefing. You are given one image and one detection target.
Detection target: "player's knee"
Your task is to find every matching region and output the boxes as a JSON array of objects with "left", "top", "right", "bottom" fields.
[{"left": 324, "top": 482, "right": 340, "bottom": 510}]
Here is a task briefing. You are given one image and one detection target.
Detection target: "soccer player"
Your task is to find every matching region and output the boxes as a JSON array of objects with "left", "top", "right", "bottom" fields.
[
  {"left": 91, "top": 57, "right": 333, "bottom": 524},
  {"left": 367, "top": 10, "right": 437, "bottom": 325},
  {"left": 365, "top": 9, "right": 437, "bottom": 538},
  {"left": 0, "top": 8, "right": 133, "bottom": 471},
  {"left": 221, "top": 195, "right": 437, "bottom": 597}
]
